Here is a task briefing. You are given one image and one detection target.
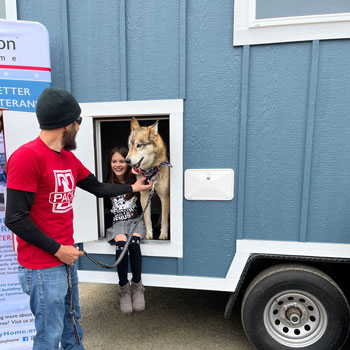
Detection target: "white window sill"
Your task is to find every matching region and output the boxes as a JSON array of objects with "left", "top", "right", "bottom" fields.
[{"left": 83, "top": 238, "right": 183, "bottom": 258}]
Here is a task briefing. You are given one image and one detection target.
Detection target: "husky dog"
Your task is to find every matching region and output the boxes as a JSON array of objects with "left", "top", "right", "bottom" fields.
[{"left": 126, "top": 118, "right": 171, "bottom": 240}]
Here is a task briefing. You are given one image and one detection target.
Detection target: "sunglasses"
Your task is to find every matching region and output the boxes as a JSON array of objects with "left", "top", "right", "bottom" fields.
[{"left": 75, "top": 116, "right": 82, "bottom": 125}]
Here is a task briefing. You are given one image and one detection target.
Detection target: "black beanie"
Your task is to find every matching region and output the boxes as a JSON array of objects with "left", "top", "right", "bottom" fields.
[{"left": 36, "top": 87, "right": 81, "bottom": 130}]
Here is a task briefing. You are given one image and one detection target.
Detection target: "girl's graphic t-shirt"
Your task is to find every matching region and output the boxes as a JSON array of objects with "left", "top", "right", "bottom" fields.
[
  {"left": 6, "top": 137, "right": 91, "bottom": 269},
  {"left": 111, "top": 194, "right": 138, "bottom": 221}
]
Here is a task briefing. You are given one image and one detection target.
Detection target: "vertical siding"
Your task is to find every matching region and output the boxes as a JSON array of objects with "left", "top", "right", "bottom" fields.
[
  {"left": 236, "top": 46, "right": 249, "bottom": 240},
  {"left": 183, "top": 0, "right": 238, "bottom": 277},
  {"left": 18, "top": 0, "right": 121, "bottom": 100},
  {"left": 243, "top": 42, "right": 311, "bottom": 241},
  {"left": 67, "top": 0, "right": 121, "bottom": 102},
  {"left": 18, "top": 0, "right": 180, "bottom": 102},
  {"left": 308, "top": 40, "right": 350, "bottom": 244},
  {"left": 299, "top": 41, "right": 319, "bottom": 242},
  {"left": 126, "top": 0, "right": 180, "bottom": 100}
]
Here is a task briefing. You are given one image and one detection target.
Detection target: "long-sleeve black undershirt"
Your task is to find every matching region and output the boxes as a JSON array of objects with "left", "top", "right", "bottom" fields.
[{"left": 5, "top": 173, "right": 133, "bottom": 255}]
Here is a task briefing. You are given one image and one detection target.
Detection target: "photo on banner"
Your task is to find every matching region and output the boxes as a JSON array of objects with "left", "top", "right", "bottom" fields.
[{"left": 0, "top": 19, "right": 51, "bottom": 349}]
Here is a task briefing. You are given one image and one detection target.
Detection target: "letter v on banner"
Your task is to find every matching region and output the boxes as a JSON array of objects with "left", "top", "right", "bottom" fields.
[{"left": 0, "top": 19, "right": 51, "bottom": 350}]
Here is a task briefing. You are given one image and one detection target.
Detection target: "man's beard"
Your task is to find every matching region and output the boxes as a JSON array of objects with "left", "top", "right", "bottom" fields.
[{"left": 62, "top": 128, "right": 77, "bottom": 151}]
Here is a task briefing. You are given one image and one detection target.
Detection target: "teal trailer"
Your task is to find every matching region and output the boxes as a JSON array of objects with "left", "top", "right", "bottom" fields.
[{"left": 3, "top": 1, "right": 350, "bottom": 349}]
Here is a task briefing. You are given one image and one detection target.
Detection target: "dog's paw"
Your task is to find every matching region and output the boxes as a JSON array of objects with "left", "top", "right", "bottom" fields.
[
  {"left": 145, "top": 232, "right": 153, "bottom": 240},
  {"left": 159, "top": 232, "right": 168, "bottom": 240}
]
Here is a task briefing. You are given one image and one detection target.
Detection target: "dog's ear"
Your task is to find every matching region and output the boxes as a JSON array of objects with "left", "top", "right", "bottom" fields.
[
  {"left": 130, "top": 117, "right": 140, "bottom": 131},
  {"left": 148, "top": 120, "right": 159, "bottom": 136}
]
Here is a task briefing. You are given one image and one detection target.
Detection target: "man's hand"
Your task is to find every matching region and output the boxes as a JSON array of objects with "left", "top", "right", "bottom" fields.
[
  {"left": 131, "top": 177, "right": 153, "bottom": 192},
  {"left": 54, "top": 245, "right": 84, "bottom": 266}
]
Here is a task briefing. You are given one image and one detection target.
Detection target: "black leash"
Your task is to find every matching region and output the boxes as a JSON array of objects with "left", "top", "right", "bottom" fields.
[
  {"left": 67, "top": 179, "right": 157, "bottom": 345},
  {"left": 82, "top": 179, "right": 157, "bottom": 269},
  {"left": 66, "top": 265, "right": 81, "bottom": 346}
]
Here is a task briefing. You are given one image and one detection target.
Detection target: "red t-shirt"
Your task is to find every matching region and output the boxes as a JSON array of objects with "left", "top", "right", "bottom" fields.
[{"left": 6, "top": 137, "right": 91, "bottom": 269}]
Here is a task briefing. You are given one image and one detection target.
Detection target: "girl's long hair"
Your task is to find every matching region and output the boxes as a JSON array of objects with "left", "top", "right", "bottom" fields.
[{"left": 106, "top": 146, "right": 136, "bottom": 200}]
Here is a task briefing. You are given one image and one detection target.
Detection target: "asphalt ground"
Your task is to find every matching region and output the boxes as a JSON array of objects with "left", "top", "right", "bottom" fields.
[
  {"left": 79, "top": 283, "right": 350, "bottom": 350},
  {"left": 78, "top": 283, "right": 253, "bottom": 350}
]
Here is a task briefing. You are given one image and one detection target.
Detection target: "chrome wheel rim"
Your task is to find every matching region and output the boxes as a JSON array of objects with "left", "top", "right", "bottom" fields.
[{"left": 263, "top": 290, "right": 327, "bottom": 348}]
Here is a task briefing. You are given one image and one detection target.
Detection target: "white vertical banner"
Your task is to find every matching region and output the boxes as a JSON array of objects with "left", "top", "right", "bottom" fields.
[{"left": 0, "top": 19, "right": 51, "bottom": 349}]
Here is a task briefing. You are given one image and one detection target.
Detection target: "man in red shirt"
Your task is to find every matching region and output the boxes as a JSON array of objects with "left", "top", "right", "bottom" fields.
[{"left": 5, "top": 87, "right": 152, "bottom": 350}]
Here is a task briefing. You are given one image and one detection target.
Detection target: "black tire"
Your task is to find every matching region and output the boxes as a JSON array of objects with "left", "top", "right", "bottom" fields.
[{"left": 241, "top": 264, "right": 350, "bottom": 350}]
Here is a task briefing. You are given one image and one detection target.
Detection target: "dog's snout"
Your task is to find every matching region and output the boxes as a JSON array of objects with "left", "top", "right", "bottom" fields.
[{"left": 125, "top": 158, "right": 131, "bottom": 164}]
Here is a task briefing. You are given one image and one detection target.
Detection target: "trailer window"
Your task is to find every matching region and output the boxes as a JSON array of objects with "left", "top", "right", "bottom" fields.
[
  {"left": 256, "top": 0, "right": 350, "bottom": 19},
  {"left": 80, "top": 99, "right": 183, "bottom": 259},
  {"left": 234, "top": 0, "right": 350, "bottom": 46}
]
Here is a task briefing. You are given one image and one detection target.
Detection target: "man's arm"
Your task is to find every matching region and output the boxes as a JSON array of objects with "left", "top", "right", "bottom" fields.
[
  {"left": 76, "top": 173, "right": 152, "bottom": 196},
  {"left": 5, "top": 188, "right": 60, "bottom": 253},
  {"left": 5, "top": 188, "right": 83, "bottom": 265}
]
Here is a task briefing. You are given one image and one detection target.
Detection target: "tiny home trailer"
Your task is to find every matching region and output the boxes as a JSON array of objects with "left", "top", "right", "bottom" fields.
[{"left": 4, "top": 1, "right": 350, "bottom": 349}]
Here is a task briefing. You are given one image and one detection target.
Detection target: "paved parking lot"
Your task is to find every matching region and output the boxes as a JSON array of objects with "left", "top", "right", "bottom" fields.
[{"left": 79, "top": 283, "right": 253, "bottom": 350}]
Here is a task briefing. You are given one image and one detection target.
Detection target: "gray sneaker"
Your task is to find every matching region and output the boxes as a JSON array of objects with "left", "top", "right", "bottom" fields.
[
  {"left": 131, "top": 280, "right": 145, "bottom": 312},
  {"left": 118, "top": 283, "right": 132, "bottom": 314}
]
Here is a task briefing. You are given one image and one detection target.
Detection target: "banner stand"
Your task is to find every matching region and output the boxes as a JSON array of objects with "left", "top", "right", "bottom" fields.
[{"left": 0, "top": 19, "right": 51, "bottom": 349}]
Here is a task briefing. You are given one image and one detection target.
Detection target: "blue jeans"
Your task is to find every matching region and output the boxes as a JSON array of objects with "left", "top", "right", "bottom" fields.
[{"left": 18, "top": 264, "right": 85, "bottom": 350}]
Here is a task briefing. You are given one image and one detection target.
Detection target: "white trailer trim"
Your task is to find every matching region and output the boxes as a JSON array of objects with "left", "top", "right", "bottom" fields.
[
  {"left": 235, "top": 239, "right": 350, "bottom": 259},
  {"left": 4, "top": 0, "right": 17, "bottom": 20},
  {"left": 78, "top": 269, "right": 242, "bottom": 292},
  {"left": 80, "top": 99, "right": 183, "bottom": 118},
  {"left": 79, "top": 239, "right": 350, "bottom": 292}
]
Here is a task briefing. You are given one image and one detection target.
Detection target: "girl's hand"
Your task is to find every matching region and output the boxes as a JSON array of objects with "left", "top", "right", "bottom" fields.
[{"left": 131, "top": 177, "right": 153, "bottom": 192}]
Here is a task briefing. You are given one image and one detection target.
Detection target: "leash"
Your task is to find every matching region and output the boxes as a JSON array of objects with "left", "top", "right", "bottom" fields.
[
  {"left": 66, "top": 265, "right": 81, "bottom": 346},
  {"left": 80, "top": 162, "right": 171, "bottom": 269},
  {"left": 81, "top": 178, "right": 157, "bottom": 269},
  {"left": 67, "top": 179, "right": 158, "bottom": 345}
]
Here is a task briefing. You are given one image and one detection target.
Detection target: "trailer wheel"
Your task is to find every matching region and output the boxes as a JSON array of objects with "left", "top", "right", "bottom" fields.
[{"left": 241, "top": 264, "right": 350, "bottom": 350}]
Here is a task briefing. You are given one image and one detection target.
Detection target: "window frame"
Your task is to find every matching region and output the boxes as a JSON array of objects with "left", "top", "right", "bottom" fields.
[
  {"left": 81, "top": 99, "right": 184, "bottom": 258},
  {"left": 1, "top": 0, "right": 17, "bottom": 20},
  {"left": 234, "top": 0, "right": 350, "bottom": 46}
]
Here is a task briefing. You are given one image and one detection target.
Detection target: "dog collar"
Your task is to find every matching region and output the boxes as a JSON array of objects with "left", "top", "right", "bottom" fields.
[{"left": 131, "top": 161, "right": 172, "bottom": 184}]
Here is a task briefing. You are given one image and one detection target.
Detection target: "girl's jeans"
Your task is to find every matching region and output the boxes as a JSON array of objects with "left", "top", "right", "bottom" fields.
[{"left": 18, "top": 264, "right": 84, "bottom": 350}]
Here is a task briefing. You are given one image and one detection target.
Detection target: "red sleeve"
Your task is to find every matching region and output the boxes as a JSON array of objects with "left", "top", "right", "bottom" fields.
[{"left": 6, "top": 147, "right": 42, "bottom": 193}]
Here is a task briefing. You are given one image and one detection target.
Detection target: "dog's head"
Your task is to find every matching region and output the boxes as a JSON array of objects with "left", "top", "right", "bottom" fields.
[{"left": 126, "top": 118, "right": 161, "bottom": 171}]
